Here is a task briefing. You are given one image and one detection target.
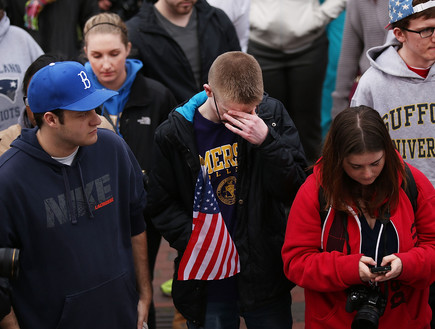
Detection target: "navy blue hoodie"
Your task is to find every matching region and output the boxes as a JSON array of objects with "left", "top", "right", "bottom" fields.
[{"left": 0, "top": 128, "right": 146, "bottom": 329}]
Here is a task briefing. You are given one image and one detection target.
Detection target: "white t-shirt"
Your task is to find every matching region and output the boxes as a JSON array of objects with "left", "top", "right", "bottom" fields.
[{"left": 207, "top": 0, "right": 250, "bottom": 52}]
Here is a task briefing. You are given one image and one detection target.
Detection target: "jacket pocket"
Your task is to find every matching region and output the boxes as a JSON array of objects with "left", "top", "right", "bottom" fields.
[
  {"left": 56, "top": 271, "right": 139, "bottom": 329},
  {"left": 306, "top": 290, "right": 344, "bottom": 321}
]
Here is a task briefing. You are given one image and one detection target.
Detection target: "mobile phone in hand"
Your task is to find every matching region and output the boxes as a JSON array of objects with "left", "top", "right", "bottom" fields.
[{"left": 370, "top": 265, "right": 391, "bottom": 274}]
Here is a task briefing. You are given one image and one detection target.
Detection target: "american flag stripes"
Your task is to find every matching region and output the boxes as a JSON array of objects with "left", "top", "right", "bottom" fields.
[{"left": 177, "top": 166, "right": 240, "bottom": 281}]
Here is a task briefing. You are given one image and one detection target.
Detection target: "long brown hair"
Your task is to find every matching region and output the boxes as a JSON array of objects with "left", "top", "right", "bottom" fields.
[{"left": 320, "top": 106, "right": 405, "bottom": 216}]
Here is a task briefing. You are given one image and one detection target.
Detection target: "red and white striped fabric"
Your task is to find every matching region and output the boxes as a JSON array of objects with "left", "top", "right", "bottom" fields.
[{"left": 177, "top": 167, "right": 240, "bottom": 281}]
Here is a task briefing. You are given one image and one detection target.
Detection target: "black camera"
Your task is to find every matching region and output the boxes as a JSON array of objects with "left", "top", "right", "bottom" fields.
[
  {"left": 345, "top": 284, "right": 387, "bottom": 329},
  {"left": 0, "top": 248, "right": 19, "bottom": 320},
  {"left": 0, "top": 248, "right": 19, "bottom": 279}
]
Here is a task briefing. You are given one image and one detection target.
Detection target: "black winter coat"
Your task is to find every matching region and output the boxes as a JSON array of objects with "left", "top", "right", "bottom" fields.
[
  {"left": 126, "top": 0, "right": 241, "bottom": 103},
  {"left": 147, "top": 92, "right": 307, "bottom": 325},
  {"left": 103, "top": 73, "right": 177, "bottom": 173}
]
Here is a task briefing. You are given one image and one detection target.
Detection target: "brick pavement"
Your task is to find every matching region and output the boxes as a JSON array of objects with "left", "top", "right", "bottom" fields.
[{"left": 153, "top": 239, "right": 305, "bottom": 329}]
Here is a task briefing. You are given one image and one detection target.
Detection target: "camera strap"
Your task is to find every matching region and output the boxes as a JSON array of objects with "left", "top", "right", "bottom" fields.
[{"left": 375, "top": 213, "right": 390, "bottom": 301}]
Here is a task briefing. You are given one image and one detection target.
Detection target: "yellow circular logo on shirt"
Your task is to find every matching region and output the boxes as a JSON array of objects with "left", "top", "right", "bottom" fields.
[{"left": 216, "top": 176, "right": 236, "bottom": 205}]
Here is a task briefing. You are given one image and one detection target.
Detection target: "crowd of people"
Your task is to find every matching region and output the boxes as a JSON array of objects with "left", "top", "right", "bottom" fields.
[{"left": 0, "top": 0, "right": 435, "bottom": 329}]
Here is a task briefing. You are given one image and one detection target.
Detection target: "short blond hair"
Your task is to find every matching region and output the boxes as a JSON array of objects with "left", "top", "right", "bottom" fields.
[
  {"left": 208, "top": 52, "right": 263, "bottom": 105},
  {"left": 83, "top": 13, "right": 129, "bottom": 48}
]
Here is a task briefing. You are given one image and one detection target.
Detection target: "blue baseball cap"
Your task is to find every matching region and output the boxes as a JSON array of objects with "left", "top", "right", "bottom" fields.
[
  {"left": 389, "top": 0, "right": 435, "bottom": 24},
  {"left": 27, "top": 61, "right": 117, "bottom": 113}
]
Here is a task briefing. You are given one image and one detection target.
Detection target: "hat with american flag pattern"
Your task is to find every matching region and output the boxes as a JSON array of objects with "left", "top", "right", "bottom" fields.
[{"left": 389, "top": 0, "right": 435, "bottom": 24}]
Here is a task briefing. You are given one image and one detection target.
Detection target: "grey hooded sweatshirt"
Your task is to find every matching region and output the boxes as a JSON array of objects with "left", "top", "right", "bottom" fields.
[
  {"left": 0, "top": 12, "right": 43, "bottom": 131},
  {"left": 351, "top": 39, "right": 435, "bottom": 186}
]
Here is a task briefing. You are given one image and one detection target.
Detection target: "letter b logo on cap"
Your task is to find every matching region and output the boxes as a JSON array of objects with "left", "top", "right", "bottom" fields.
[
  {"left": 78, "top": 71, "right": 91, "bottom": 89},
  {"left": 27, "top": 61, "right": 117, "bottom": 113}
]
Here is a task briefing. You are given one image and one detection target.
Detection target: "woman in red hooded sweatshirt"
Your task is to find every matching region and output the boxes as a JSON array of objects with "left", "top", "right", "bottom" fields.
[{"left": 282, "top": 105, "right": 435, "bottom": 329}]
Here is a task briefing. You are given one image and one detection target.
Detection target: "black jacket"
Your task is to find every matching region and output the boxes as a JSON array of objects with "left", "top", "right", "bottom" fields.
[
  {"left": 34, "top": 0, "right": 98, "bottom": 59},
  {"left": 147, "top": 92, "right": 307, "bottom": 324},
  {"left": 104, "top": 73, "right": 177, "bottom": 174},
  {"left": 126, "top": 0, "right": 241, "bottom": 103}
]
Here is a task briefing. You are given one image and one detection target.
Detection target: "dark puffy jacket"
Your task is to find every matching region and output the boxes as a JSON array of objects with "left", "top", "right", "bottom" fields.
[
  {"left": 110, "top": 73, "right": 177, "bottom": 173},
  {"left": 126, "top": 0, "right": 241, "bottom": 103},
  {"left": 147, "top": 92, "right": 307, "bottom": 325}
]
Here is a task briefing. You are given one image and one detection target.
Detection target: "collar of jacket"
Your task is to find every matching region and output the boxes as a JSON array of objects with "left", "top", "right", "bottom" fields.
[
  {"left": 137, "top": 0, "right": 215, "bottom": 35},
  {"left": 123, "top": 74, "right": 151, "bottom": 109},
  {"left": 175, "top": 91, "right": 207, "bottom": 122}
]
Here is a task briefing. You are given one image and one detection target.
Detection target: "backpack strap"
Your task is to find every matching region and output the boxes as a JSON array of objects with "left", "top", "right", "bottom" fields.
[
  {"left": 318, "top": 186, "right": 349, "bottom": 253},
  {"left": 318, "top": 186, "right": 328, "bottom": 229},
  {"left": 403, "top": 162, "right": 418, "bottom": 213},
  {"left": 325, "top": 211, "right": 349, "bottom": 253}
]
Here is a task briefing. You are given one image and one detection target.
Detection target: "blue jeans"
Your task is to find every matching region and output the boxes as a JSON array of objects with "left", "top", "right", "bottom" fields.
[{"left": 186, "top": 294, "right": 293, "bottom": 329}]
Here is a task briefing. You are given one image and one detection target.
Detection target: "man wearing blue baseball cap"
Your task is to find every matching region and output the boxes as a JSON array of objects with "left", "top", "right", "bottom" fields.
[
  {"left": 0, "top": 61, "right": 152, "bottom": 329},
  {"left": 350, "top": 1, "right": 435, "bottom": 327}
]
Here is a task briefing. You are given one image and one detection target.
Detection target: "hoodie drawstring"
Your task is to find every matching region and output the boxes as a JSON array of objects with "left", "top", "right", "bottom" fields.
[
  {"left": 61, "top": 162, "right": 95, "bottom": 225},
  {"left": 61, "top": 166, "right": 77, "bottom": 225}
]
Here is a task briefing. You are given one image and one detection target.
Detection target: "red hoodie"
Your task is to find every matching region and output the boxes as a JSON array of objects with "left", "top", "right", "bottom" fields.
[{"left": 282, "top": 161, "right": 435, "bottom": 329}]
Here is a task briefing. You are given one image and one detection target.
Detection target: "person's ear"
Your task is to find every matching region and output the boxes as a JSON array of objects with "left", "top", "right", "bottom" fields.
[
  {"left": 44, "top": 112, "right": 60, "bottom": 127},
  {"left": 126, "top": 42, "right": 132, "bottom": 56},
  {"left": 393, "top": 27, "right": 406, "bottom": 43},
  {"left": 203, "top": 84, "right": 212, "bottom": 97}
]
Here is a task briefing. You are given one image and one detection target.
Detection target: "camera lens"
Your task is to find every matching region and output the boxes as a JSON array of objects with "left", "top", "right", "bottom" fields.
[
  {"left": 351, "top": 306, "right": 380, "bottom": 329},
  {"left": 0, "top": 248, "right": 19, "bottom": 278}
]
